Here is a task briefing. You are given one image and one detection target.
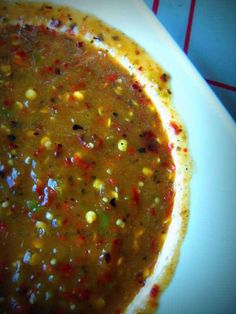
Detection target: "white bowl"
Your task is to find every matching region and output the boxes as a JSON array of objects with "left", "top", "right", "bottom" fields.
[{"left": 4, "top": 1, "right": 236, "bottom": 313}]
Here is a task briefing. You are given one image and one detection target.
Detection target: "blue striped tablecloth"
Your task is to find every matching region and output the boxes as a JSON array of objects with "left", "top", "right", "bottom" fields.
[{"left": 144, "top": 0, "right": 236, "bottom": 120}]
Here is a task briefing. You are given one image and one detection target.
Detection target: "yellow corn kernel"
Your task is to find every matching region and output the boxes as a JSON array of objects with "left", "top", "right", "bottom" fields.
[
  {"left": 143, "top": 268, "right": 150, "bottom": 278},
  {"left": 117, "top": 139, "right": 128, "bottom": 152},
  {"left": 30, "top": 253, "right": 40, "bottom": 266},
  {"left": 142, "top": 167, "right": 153, "bottom": 177},
  {"left": 73, "top": 91, "right": 84, "bottom": 100},
  {"left": 15, "top": 101, "right": 23, "bottom": 109},
  {"left": 114, "top": 86, "right": 123, "bottom": 95},
  {"left": 74, "top": 151, "right": 82, "bottom": 159},
  {"left": 32, "top": 238, "right": 44, "bottom": 249},
  {"left": 111, "top": 191, "right": 119, "bottom": 199},
  {"left": 148, "top": 104, "right": 155, "bottom": 112},
  {"left": 116, "top": 219, "right": 125, "bottom": 228},
  {"left": 93, "top": 179, "right": 104, "bottom": 191},
  {"left": 25, "top": 88, "right": 37, "bottom": 100},
  {"left": 35, "top": 221, "right": 47, "bottom": 229},
  {"left": 41, "top": 136, "right": 52, "bottom": 149},
  {"left": 98, "top": 107, "right": 104, "bottom": 116},
  {"left": 85, "top": 211, "right": 97, "bottom": 224},
  {"left": 106, "top": 117, "right": 111, "bottom": 128}
]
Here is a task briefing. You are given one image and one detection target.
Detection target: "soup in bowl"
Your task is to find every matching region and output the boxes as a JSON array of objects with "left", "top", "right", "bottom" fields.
[{"left": 0, "top": 1, "right": 191, "bottom": 313}]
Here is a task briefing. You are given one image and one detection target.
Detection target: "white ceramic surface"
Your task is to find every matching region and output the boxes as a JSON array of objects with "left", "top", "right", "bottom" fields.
[{"left": 7, "top": 0, "right": 236, "bottom": 312}]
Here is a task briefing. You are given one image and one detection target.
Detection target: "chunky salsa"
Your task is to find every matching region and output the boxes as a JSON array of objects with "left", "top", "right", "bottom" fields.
[{"left": 0, "top": 5, "right": 176, "bottom": 314}]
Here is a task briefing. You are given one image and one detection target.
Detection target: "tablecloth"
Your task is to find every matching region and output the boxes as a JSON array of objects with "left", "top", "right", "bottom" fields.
[{"left": 144, "top": 0, "right": 236, "bottom": 120}]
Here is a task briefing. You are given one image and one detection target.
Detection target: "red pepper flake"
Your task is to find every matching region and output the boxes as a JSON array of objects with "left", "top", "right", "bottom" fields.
[
  {"left": 183, "top": 147, "right": 188, "bottom": 153},
  {"left": 150, "top": 238, "right": 157, "bottom": 253},
  {"left": 106, "top": 73, "right": 118, "bottom": 83},
  {"left": 163, "top": 143, "right": 174, "bottom": 154},
  {"left": 4, "top": 98, "right": 12, "bottom": 108},
  {"left": 127, "top": 147, "right": 135, "bottom": 156},
  {"left": 54, "top": 143, "right": 63, "bottom": 157},
  {"left": 163, "top": 189, "right": 175, "bottom": 217},
  {"left": 8, "top": 143, "right": 18, "bottom": 149},
  {"left": 16, "top": 50, "right": 27, "bottom": 59},
  {"left": 71, "top": 82, "right": 86, "bottom": 91},
  {"left": 138, "top": 96, "right": 150, "bottom": 106},
  {"left": 131, "top": 186, "right": 140, "bottom": 206},
  {"left": 163, "top": 189, "right": 174, "bottom": 203},
  {"left": 61, "top": 217, "right": 68, "bottom": 225},
  {"left": 64, "top": 157, "right": 73, "bottom": 167},
  {"left": 38, "top": 24, "right": 47, "bottom": 33},
  {"left": 170, "top": 121, "right": 182, "bottom": 135},
  {"left": 59, "top": 263, "right": 73, "bottom": 276},
  {"left": 150, "top": 207, "right": 157, "bottom": 216},
  {"left": 49, "top": 29, "right": 57, "bottom": 36},
  {"left": 54, "top": 59, "right": 61, "bottom": 65},
  {"left": 0, "top": 223, "right": 6, "bottom": 233},
  {"left": 40, "top": 66, "right": 54, "bottom": 75},
  {"left": 162, "top": 161, "right": 176, "bottom": 173},
  {"left": 132, "top": 81, "right": 142, "bottom": 91},
  {"left": 150, "top": 284, "right": 160, "bottom": 298},
  {"left": 139, "top": 130, "right": 159, "bottom": 153},
  {"left": 76, "top": 41, "right": 84, "bottom": 48},
  {"left": 40, "top": 186, "right": 57, "bottom": 207},
  {"left": 33, "top": 146, "right": 43, "bottom": 158},
  {"left": 74, "top": 155, "right": 91, "bottom": 170},
  {"left": 96, "top": 239, "right": 104, "bottom": 247},
  {"left": 35, "top": 180, "right": 44, "bottom": 195},
  {"left": 112, "top": 238, "right": 122, "bottom": 248},
  {"left": 108, "top": 177, "right": 118, "bottom": 187},
  {"left": 160, "top": 73, "right": 169, "bottom": 82}
]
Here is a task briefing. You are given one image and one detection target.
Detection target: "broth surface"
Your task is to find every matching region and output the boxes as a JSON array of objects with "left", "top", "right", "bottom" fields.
[{"left": 0, "top": 18, "right": 175, "bottom": 314}]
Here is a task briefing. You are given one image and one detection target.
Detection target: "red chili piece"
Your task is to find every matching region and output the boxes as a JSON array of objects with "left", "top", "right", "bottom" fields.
[
  {"left": 131, "top": 186, "right": 140, "bottom": 206},
  {"left": 170, "top": 121, "right": 181, "bottom": 135},
  {"left": 150, "top": 284, "right": 160, "bottom": 298}
]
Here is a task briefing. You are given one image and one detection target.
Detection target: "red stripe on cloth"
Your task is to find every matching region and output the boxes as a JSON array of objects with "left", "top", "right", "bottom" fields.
[
  {"left": 184, "top": 0, "right": 196, "bottom": 54},
  {"left": 206, "top": 79, "right": 236, "bottom": 92},
  {"left": 152, "top": 0, "right": 160, "bottom": 15}
]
